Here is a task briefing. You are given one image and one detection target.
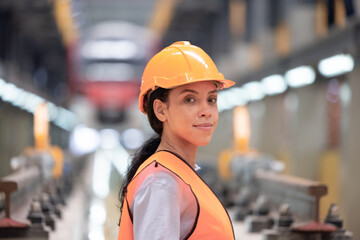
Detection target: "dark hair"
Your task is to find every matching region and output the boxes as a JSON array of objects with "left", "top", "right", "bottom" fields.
[{"left": 118, "top": 87, "right": 169, "bottom": 217}]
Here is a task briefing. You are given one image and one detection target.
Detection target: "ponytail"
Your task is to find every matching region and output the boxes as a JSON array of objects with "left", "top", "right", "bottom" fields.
[
  {"left": 118, "top": 136, "right": 160, "bottom": 213},
  {"left": 118, "top": 87, "right": 169, "bottom": 217}
]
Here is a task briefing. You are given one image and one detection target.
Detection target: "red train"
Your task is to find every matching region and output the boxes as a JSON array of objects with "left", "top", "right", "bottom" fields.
[{"left": 68, "top": 21, "right": 159, "bottom": 122}]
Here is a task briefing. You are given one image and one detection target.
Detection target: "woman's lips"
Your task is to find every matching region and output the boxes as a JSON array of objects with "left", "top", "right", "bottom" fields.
[{"left": 193, "top": 123, "right": 213, "bottom": 131}]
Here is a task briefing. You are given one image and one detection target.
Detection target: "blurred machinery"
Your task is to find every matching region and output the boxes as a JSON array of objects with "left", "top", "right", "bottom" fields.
[
  {"left": 0, "top": 148, "right": 88, "bottom": 239},
  {"left": 0, "top": 103, "right": 88, "bottom": 239},
  {"left": 216, "top": 106, "right": 353, "bottom": 240}
]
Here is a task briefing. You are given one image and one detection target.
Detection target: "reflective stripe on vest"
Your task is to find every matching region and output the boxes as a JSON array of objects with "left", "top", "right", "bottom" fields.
[{"left": 118, "top": 150, "right": 235, "bottom": 240}]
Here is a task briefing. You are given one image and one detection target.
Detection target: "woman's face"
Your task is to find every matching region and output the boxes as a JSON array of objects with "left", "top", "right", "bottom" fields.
[{"left": 160, "top": 81, "right": 219, "bottom": 147}]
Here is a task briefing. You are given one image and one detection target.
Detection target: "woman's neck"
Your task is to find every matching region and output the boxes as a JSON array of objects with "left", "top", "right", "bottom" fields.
[{"left": 156, "top": 135, "right": 197, "bottom": 168}]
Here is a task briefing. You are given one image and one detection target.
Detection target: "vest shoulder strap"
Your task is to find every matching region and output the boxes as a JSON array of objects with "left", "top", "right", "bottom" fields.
[{"left": 126, "top": 151, "right": 194, "bottom": 201}]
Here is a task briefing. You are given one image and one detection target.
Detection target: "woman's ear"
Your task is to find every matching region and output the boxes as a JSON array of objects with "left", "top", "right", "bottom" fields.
[{"left": 153, "top": 99, "right": 167, "bottom": 122}]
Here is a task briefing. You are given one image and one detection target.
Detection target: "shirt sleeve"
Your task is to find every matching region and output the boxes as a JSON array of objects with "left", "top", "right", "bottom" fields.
[{"left": 131, "top": 171, "right": 182, "bottom": 240}]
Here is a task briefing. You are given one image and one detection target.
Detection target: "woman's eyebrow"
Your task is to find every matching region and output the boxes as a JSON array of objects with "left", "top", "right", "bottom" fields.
[
  {"left": 180, "top": 89, "right": 218, "bottom": 94},
  {"left": 180, "top": 89, "right": 198, "bottom": 94}
]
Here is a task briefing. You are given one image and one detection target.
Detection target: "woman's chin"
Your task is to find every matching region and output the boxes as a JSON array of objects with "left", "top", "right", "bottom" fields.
[{"left": 193, "top": 138, "right": 212, "bottom": 146}]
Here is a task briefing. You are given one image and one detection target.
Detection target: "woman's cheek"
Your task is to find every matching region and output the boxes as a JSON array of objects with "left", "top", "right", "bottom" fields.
[{"left": 213, "top": 108, "right": 219, "bottom": 128}]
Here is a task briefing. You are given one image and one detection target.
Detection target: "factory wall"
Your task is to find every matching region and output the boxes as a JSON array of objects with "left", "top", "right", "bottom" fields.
[
  {"left": 0, "top": 102, "right": 33, "bottom": 178},
  {"left": 340, "top": 66, "right": 360, "bottom": 237},
  {"left": 0, "top": 101, "right": 70, "bottom": 178}
]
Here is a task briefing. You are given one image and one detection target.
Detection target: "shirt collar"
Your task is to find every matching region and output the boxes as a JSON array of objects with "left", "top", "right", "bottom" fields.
[{"left": 194, "top": 164, "right": 201, "bottom": 171}]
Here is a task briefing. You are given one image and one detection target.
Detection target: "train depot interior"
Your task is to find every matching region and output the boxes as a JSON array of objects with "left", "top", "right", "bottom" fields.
[{"left": 0, "top": 0, "right": 360, "bottom": 239}]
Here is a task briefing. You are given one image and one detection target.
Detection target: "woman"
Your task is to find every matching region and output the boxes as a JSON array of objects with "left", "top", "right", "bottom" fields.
[{"left": 118, "top": 41, "right": 235, "bottom": 240}]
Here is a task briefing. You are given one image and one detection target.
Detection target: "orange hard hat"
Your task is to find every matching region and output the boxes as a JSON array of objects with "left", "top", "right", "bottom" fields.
[{"left": 139, "top": 41, "right": 235, "bottom": 113}]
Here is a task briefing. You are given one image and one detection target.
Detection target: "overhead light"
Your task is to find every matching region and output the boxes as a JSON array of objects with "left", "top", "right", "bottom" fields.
[
  {"left": 228, "top": 87, "right": 249, "bottom": 106},
  {"left": 218, "top": 87, "right": 249, "bottom": 112},
  {"left": 242, "top": 81, "right": 265, "bottom": 101},
  {"left": 1, "top": 83, "right": 21, "bottom": 103},
  {"left": 89, "top": 200, "right": 107, "bottom": 226},
  {"left": 0, "top": 81, "right": 45, "bottom": 114},
  {"left": 110, "top": 144, "right": 130, "bottom": 177},
  {"left": 261, "top": 74, "right": 287, "bottom": 95},
  {"left": 82, "top": 39, "right": 139, "bottom": 60},
  {"left": 12, "top": 89, "right": 28, "bottom": 109},
  {"left": 88, "top": 200, "right": 106, "bottom": 240},
  {"left": 46, "top": 102, "right": 59, "bottom": 121},
  {"left": 121, "top": 128, "right": 144, "bottom": 150},
  {"left": 100, "top": 129, "right": 119, "bottom": 149},
  {"left": 88, "top": 229, "right": 105, "bottom": 240},
  {"left": 285, "top": 66, "right": 316, "bottom": 88},
  {"left": 318, "top": 53, "right": 354, "bottom": 77},
  {"left": 19, "top": 92, "right": 36, "bottom": 113},
  {"left": 26, "top": 95, "right": 45, "bottom": 114},
  {"left": 69, "top": 125, "right": 100, "bottom": 155},
  {"left": 54, "top": 108, "right": 78, "bottom": 131},
  {"left": 0, "top": 78, "right": 77, "bottom": 131},
  {"left": 92, "top": 152, "right": 111, "bottom": 198},
  {"left": 217, "top": 92, "right": 232, "bottom": 112}
]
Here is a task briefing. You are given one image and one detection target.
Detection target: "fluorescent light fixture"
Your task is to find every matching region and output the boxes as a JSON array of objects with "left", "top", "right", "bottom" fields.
[
  {"left": 89, "top": 200, "right": 106, "bottom": 225},
  {"left": 54, "top": 108, "right": 78, "bottom": 131},
  {"left": 110, "top": 144, "right": 130, "bottom": 177},
  {"left": 285, "top": 66, "right": 316, "bottom": 88},
  {"left": 218, "top": 88, "right": 248, "bottom": 112},
  {"left": 28, "top": 95, "right": 45, "bottom": 114},
  {"left": 242, "top": 81, "right": 265, "bottom": 101},
  {"left": 69, "top": 125, "right": 100, "bottom": 155},
  {"left": 88, "top": 200, "right": 106, "bottom": 240},
  {"left": 1, "top": 83, "right": 21, "bottom": 103},
  {"left": 227, "top": 87, "right": 249, "bottom": 106},
  {"left": 82, "top": 39, "right": 139, "bottom": 60},
  {"left": 88, "top": 229, "right": 105, "bottom": 240},
  {"left": 15, "top": 92, "right": 44, "bottom": 114},
  {"left": 217, "top": 92, "right": 233, "bottom": 112},
  {"left": 92, "top": 151, "right": 111, "bottom": 198},
  {"left": 100, "top": 129, "right": 120, "bottom": 149},
  {"left": 0, "top": 82, "right": 45, "bottom": 114},
  {"left": 46, "top": 102, "right": 59, "bottom": 121},
  {"left": 261, "top": 74, "right": 287, "bottom": 95},
  {"left": 0, "top": 78, "right": 77, "bottom": 131},
  {"left": 121, "top": 128, "right": 144, "bottom": 150},
  {"left": 19, "top": 93, "right": 35, "bottom": 113},
  {"left": 318, "top": 53, "right": 354, "bottom": 77},
  {"left": 217, "top": 92, "right": 227, "bottom": 111},
  {"left": 12, "top": 89, "right": 27, "bottom": 108}
]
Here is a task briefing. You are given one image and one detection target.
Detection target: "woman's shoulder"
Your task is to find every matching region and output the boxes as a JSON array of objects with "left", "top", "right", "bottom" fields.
[{"left": 142, "top": 169, "right": 180, "bottom": 190}]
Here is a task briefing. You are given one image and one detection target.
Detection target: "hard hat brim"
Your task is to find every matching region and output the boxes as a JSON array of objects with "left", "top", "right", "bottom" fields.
[{"left": 139, "top": 78, "right": 235, "bottom": 114}]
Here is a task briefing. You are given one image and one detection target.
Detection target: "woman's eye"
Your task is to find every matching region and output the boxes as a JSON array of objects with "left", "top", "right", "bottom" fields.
[
  {"left": 185, "top": 97, "right": 195, "bottom": 103},
  {"left": 209, "top": 97, "right": 217, "bottom": 103}
]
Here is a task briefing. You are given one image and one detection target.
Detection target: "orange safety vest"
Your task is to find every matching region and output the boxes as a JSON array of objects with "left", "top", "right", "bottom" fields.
[{"left": 118, "top": 150, "right": 235, "bottom": 240}]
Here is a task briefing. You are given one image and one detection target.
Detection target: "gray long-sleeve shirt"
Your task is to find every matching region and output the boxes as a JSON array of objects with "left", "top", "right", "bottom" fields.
[{"left": 131, "top": 169, "right": 198, "bottom": 240}]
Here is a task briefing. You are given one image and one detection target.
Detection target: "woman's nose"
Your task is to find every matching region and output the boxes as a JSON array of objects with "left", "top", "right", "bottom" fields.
[{"left": 198, "top": 101, "right": 212, "bottom": 118}]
